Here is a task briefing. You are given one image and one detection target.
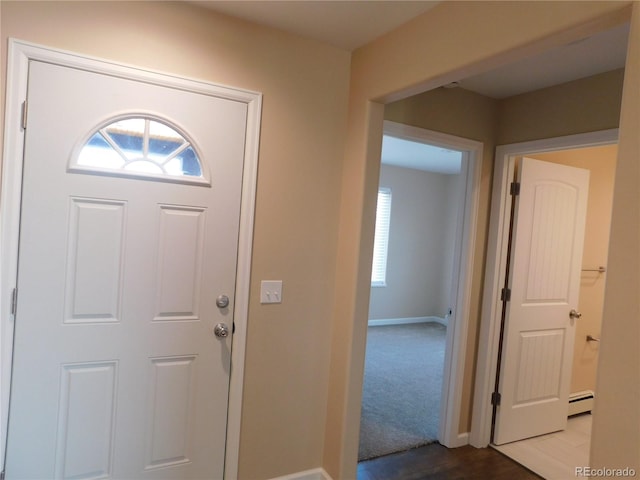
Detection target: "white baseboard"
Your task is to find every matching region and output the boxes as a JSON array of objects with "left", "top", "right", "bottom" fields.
[
  {"left": 441, "top": 430, "right": 470, "bottom": 448},
  {"left": 454, "top": 432, "right": 470, "bottom": 447},
  {"left": 269, "top": 467, "right": 332, "bottom": 480},
  {"left": 368, "top": 316, "right": 447, "bottom": 327}
]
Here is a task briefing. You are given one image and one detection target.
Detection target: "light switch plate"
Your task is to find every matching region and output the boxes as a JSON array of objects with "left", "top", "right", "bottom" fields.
[{"left": 260, "top": 280, "right": 283, "bottom": 304}]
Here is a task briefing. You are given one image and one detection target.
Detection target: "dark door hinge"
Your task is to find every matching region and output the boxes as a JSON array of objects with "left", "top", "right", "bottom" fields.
[
  {"left": 21, "top": 100, "right": 28, "bottom": 130},
  {"left": 510, "top": 181, "right": 520, "bottom": 196},
  {"left": 501, "top": 287, "right": 511, "bottom": 302},
  {"left": 11, "top": 287, "right": 18, "bottom": 316},
  {"left": 491, "top": 391, "right": 502, "bottom": 406}
]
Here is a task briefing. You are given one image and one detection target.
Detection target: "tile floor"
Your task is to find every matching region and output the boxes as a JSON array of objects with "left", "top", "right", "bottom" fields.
[{"left": 493, "top": 414, "right": 592, "bottom": 479}]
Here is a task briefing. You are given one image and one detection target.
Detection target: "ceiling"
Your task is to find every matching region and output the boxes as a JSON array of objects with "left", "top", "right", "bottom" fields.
[
  {"left": 194, "top": 1, "right": 629, "bottom": 172},
  {"left": 459, "top": 22, "right": 629, "bottom": 99},
  {"left": 195, "top": 1, "right": 629, "bottom": 99},
  {"left": 381, "top": 136, "right": 461, "bottom": 174},
  {"left": 193, "top": 1, "right": 439, "bottom": 51}
]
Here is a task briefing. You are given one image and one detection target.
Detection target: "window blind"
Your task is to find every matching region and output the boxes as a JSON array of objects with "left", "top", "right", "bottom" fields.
[{"left": 371, "top": 187, "right": 391, "bottom": 286}]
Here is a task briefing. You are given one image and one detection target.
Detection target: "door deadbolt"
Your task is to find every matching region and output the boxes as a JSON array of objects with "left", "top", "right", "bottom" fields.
[{"left": 216, "top": 294, "right": 230, "bottom": 309}]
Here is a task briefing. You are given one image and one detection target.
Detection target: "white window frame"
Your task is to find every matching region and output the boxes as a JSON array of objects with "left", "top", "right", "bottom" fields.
[
  {"left": 371, "top": 187, "right": 392, "bottom": 287},
  {"left": 70, "top": 113, "right": 211, "bottom": 186}
]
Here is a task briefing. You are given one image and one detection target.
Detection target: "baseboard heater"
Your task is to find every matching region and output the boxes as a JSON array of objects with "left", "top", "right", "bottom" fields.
[{"left": 568, "top": 390, "right": 595, "bottom": 416}]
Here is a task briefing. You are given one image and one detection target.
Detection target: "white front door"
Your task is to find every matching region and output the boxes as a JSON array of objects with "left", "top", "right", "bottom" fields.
[
  {"left": 6, "top": 59, "right": 247, "bottom": 478},
  {"left": 493, "top": 157, "right": 589, "bottom": 445}
]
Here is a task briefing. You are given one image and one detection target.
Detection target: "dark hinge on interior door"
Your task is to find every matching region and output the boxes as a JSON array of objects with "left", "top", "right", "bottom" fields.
[
  {"left": 491, "top": 391, "right": 502, "bottom": 406},
  {"left": 21, "top": 100, "right": 28, "bottom": 130},
  {"left": 500, "top": 287, "right": 511, "bottom": 302},
  {"left": 10, "top": 287, "right": 18, "bottom": 316},
  {"left": 510, "top": 181, "right": 520, "bottom": 196}
]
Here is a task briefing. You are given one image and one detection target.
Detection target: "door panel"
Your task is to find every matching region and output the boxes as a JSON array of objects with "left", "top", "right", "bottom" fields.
[
  {"left": 145, "top": 355, "right": 197, "bottom": 469},
  {"left": 55, "top": 361, "right": 118, "bottom": 479},
  {"left": 493, "top": 157, "right": 589, "bottom": 445},
  {"left": 154, "top": 205, "right": 206, "bottom": 321},
  {"left": 6, "top": 60, "right": 247, "bottom": 478},
  {"left": 65, "top": 198, "right": 126, "bottom": 324}
]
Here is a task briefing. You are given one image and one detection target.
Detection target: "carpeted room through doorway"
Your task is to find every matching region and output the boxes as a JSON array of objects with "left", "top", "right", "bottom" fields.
[{"left": 358, "top": 322, "right": 446, "bottom": 461}]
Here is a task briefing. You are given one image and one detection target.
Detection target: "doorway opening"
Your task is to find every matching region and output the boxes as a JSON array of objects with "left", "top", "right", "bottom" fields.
[
  {"left": 344, "top": 15, "right": 630, "bottom": 480},
  {"left": 471, "top": 131, "right": 618, "bottom": 478},
  {"left": 358, "top": 121, "right": 483, "bottom": 460}
]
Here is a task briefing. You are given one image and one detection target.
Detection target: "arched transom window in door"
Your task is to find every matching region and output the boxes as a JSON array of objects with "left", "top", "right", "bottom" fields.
[{"left": 71, "top": 116, "right": 209, "bottom": 185}]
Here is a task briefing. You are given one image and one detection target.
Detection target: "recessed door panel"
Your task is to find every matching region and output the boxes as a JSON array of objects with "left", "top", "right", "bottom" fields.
[
  {"left": 145, "top": 356, "right": 197, "bottom": 470},
  {"left": 154, "top": 206, "right": 206, "bottom": 322},
  {"left": 55, "top": 362, "right": 117, "bottom": 480},
  {"left": 64, "top": 198, "right": 126, "bottom": 324},
  {"left": 514, "top": 329, "right": 564, "bottom": 405},
  {"left": 525, "top": 183, "right": 580, "bottom": 303}
]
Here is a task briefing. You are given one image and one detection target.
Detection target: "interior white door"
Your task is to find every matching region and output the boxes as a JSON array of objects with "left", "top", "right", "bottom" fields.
[
  {"left": 493, "top": 157, "right": 589, "bottom": 445},
  {"left": 5, "top": 60, "right": 247, "bottom": 478}
]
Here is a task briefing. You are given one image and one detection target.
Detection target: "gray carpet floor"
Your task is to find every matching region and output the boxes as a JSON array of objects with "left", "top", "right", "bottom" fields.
[{"left": 358, "top": 322, "right": 446, "bottom": 461}]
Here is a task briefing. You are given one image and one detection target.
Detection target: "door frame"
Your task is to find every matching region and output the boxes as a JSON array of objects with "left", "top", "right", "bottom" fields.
[
  {"left": 0, "top": 39, "right": 262, "bottom": 478},
  {"left": 380, "top": 120, "right": 483, "bottom": 448},
  {"left": 469, "top": 128, "right": 619, "bottom": 448}
]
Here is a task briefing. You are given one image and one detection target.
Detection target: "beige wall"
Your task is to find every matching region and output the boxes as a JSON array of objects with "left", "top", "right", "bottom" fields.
[
  {"left": 0, "top": 2, "right": 350, "bottom": 479},
  {"left": 369, "top": 165, "right": 460, "bottom": 320},
  {"left": 530, "top": 146, "right": 617, "bottom": 394},
  {"left": 591, "top": 3, "right": 640, "bottom": 472},
  {"left": 498, "top": 69, "right": 625, "bottom": 144},
  {"left": 329, "top": 1, "right": 635, "bottom": 478}
]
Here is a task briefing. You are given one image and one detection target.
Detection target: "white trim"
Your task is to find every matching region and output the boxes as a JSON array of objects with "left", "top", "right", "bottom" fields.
[
  {"left": 224, "top": 53, "right": 262, "bottom": 480},
  {"left": 380, "top": 121, "right": 483, "bottom": 449},
  {"left": 470, "top": 129, "right": 618, "bottom": 448},
  {"left": 0, "top": 39, "right": 30, "bottom": 471},
  {"left": 452, "top": 432, "right": 470, "bottom": 448},
  {"left": 68, "top": 112, "right": 213, "bottom": 187},
  {"left": 0, "top": 38, "right": 262, "bottom": 478},
  {"left": 268, "top": 467, "right": 333, "bottom": 480},
  {"left": 367, "top": 316, "right": 447, "bottom": 327}
]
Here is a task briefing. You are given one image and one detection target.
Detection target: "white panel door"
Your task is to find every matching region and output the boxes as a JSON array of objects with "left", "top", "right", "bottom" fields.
[
  {"left": 5, "top": 60, "right": 247, "bottom": 479},
  {"left": 493, "top": 157, "right": 589, "bottom": 445}
]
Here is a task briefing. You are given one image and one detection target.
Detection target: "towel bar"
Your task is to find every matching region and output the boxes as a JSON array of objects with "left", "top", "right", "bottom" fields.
[{"left": 581, "top": 266, "right": 606, "bottom": 273}]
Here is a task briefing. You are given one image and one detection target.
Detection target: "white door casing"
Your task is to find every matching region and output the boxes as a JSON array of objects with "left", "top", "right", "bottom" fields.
[
  {"left": 0, "top": 40, "right": 261, "bottom": 478},
  {"left": 381, "top": 121, "right": 483, "bottom": 448},
  {"left": 470, "top": 130, "right": 617, "bottom": 448},
  {"left": 492, "top": 157, "right": 589, "bottom": 445}
]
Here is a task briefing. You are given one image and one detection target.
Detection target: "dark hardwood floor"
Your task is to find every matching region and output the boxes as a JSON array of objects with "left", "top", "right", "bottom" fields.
[{"left": 357, "top": 443, "right": 542, "bottom": 480}]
